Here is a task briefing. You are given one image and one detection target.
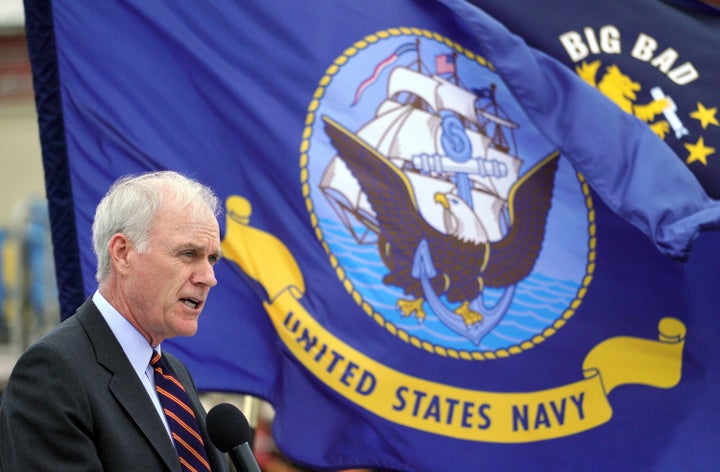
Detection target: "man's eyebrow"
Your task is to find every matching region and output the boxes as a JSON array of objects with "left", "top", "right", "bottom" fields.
[
  {"left": 177, "top": 243, "right": 219, "bottom": 255},
  {"left": 178, "top": 243, "right": 203, "bottom": 252}
]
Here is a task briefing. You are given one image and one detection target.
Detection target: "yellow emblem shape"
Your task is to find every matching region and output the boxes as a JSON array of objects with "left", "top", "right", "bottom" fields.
[
  {"left": 221, "top": 195, "right": 686, "bottom": 443},
  {"left": 222, "top": 195, "right": 305, "bottom": 300}
]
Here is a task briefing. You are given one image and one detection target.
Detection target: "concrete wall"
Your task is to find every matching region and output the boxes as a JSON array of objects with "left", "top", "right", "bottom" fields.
[
  {"left": 0, "top": 33, "right": 44, "bottom": 227},
  {"left": 0, "top": 100, "right": 44, "bottom": 227}
]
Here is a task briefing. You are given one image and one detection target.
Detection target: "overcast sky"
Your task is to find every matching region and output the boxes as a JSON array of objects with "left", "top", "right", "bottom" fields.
[{"left": 0, "top": 0, "right": 23, "bottom": 30}]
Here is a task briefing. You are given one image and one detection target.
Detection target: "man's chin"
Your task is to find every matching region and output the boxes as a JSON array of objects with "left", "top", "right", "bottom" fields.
[{"left": 175, "top": 321, "right": 199, "bottom": 338}]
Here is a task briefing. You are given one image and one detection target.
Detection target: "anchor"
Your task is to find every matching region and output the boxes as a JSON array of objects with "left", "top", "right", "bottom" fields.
[{"left": 411, "top": 239, "right": 515, "bottom": 345}]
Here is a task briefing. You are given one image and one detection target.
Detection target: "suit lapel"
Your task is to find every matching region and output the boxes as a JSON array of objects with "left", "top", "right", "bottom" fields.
[{"left": 76, "top": 300, "right": 180, "bottom": 471}]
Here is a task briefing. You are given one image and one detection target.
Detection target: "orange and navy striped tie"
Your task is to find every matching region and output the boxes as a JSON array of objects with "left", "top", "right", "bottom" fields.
[{"left": 151, "top": 350, "right": 211, "bottom": 472}]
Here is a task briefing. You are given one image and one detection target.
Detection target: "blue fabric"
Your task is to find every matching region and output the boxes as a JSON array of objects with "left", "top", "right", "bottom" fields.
[{"left": 26, "top": 0, "right": 720, "bottom": 469}]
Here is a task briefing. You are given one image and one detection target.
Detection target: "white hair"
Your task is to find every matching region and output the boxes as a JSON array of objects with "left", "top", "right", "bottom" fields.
[{"left": 92, "top": 171, "right": 221, "bottom": 282}]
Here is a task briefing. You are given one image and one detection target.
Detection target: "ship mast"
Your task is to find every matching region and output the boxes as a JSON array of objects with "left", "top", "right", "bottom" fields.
[
  {"left": 488, "top": 84, "right": 510, "bottom": 152},
  {"left": 451, "top": 51, "right": 459, "bottom": 84},
  {"left": 415, "top": 38, "right": 421, "bottom": 72}
]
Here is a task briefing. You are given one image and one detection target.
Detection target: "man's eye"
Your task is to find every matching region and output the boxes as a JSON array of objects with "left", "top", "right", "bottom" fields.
[
  {"left": 208, "top": 255, "right": 220, "bottom": 265},
  {"left": 183, "top": 250, "right": 196, "bottom": 258}
]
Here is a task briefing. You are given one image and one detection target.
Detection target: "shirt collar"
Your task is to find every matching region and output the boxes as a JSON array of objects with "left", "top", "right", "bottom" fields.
[{"left": 92, "top": 290, "right": 159, "bottom": 376}]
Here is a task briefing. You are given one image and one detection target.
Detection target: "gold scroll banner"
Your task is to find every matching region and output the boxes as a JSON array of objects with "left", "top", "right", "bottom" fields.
[
  {"left": 221, "top": 196, "right": 686, "bottom": 443},
  {"left": 265, "top": 288, "right": 685, "bottom": 443}
]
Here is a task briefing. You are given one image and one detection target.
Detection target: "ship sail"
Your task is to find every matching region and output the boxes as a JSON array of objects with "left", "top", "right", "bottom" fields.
[{"left": 320, "top": 65, "right": 522, "bottom": 243}]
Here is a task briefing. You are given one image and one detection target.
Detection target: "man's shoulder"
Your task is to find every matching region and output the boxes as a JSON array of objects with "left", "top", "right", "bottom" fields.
[{"left": 23, "top": 315, "right": 92, "bottom": 361}]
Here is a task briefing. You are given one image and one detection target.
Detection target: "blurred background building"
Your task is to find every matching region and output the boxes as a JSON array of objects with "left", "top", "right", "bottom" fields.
[{"left": 0, "top": 0, "right": 58, "bottom": 380}]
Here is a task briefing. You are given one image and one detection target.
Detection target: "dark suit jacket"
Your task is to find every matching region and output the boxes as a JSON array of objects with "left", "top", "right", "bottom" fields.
[{"left": 0, "top": 298, "right": 228, "bottom": 471}]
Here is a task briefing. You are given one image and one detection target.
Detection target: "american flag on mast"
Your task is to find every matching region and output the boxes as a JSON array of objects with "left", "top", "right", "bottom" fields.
[{"left": 435, "top": 52, "right": 456, "bottom": 75}]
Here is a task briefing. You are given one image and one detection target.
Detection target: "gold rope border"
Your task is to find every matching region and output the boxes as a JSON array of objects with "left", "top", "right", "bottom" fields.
[{"left": 300, "top": 27, "right": 596, "bottom": 361}]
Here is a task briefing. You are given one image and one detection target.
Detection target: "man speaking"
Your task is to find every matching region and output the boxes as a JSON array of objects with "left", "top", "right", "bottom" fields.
[{"left": 0, "top": 171, "right": 228, "bottom": 471}]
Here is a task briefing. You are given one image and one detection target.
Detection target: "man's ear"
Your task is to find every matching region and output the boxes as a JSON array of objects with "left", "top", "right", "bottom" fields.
[{"left": 107, "top": 233, "right": 132, "bottom": 274}]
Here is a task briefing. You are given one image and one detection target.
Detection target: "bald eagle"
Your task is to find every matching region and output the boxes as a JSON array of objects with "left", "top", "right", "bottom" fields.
[{"left": 323, "top": 116, "right": 559, "bottom": 327}]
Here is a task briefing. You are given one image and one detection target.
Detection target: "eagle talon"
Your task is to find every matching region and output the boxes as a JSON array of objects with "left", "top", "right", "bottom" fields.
[
  {"left": 455, "top": 301, "right": 483, "bottom": 326},
  {"left": 398, "top": 298, "right": 426, "bottom": 323}
]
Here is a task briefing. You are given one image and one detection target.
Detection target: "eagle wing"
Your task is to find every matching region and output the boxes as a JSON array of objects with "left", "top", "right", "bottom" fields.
[
  {"left": 481, "top": 151, "right": 560, "bottom": 287},
  {"left": 323, "top": 116, "right": 437, "bottom": 243}
]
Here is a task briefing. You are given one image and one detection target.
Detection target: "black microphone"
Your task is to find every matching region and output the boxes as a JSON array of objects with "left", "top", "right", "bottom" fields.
[{"left": 206, "top": 403, "right": 261, "bottom": 472}]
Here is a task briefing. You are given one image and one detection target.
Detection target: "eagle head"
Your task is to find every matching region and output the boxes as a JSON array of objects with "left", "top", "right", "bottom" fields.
[{"left": 434, "top": 192, "right": 489, "bottom": 244}]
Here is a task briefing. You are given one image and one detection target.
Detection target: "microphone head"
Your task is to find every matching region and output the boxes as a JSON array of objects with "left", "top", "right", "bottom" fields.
[{"left": 206, "top": 402, "right": 253, "bottom": 452}]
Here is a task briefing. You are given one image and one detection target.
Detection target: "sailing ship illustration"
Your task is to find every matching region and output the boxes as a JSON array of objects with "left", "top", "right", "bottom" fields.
[{"left": 318, "top": 43, "right": 558, "bottom": 345}]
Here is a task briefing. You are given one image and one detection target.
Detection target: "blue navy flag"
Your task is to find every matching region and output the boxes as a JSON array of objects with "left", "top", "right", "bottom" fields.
[
  {"left": 25, "top": 0, "right": 720, "bottom": 470},
  {"left": 468, "top": 0, "right": 720, "bottom": 198}
]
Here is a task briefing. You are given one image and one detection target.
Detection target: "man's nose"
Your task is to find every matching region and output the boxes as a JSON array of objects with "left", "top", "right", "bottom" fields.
[{"left": 194, "top": 259, "right": 218, "bottom": 287}]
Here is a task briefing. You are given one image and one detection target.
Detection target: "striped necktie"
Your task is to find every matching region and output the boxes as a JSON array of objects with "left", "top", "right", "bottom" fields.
[{"left": 151, "top": 350, "right": 211, "bottom": 472}]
